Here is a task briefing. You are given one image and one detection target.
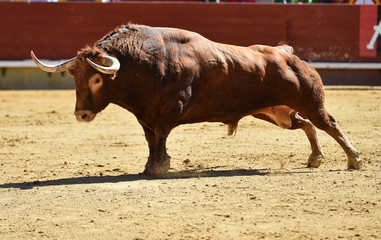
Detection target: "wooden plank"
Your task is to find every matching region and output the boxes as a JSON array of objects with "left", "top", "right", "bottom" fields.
[
  {"left": 1, "top": 2, "right": 380, "bottom": 62},
  {"left": 0, "top": 2, "right": 288, "bottom": 59},
  {"left": 286, "top": 5, "right": 361, "bottom": 61}
]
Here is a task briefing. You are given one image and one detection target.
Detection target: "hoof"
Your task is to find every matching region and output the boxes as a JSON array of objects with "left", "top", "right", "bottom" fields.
[
  {"left": 347, "top": 149, "right": 361, "bottom": 170},
  {"left": 143, "top": 160, "right": 170, "bottom": 178},
  {"left": 307, "top": 153, "right": 325, "bottom": 168},
  {"left": 348, "top": 157, "right": 362, "bottom": 170}
]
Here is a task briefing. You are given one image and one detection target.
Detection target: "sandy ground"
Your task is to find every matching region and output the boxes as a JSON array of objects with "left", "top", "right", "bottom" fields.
[{"left": 0, "top": 88, "right": 380, "bottom": 239}]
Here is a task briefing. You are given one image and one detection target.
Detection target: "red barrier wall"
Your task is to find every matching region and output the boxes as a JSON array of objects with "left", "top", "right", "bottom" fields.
[{"left": 0, "top": 2, "right": 380, "bottom": 62}]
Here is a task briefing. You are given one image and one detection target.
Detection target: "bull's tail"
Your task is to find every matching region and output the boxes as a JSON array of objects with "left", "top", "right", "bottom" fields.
[{"left": 227, "top": 121, "right": 238, "bottom": 136}]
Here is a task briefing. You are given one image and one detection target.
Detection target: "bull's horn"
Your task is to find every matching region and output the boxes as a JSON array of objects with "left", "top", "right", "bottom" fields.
[
  {"left": 31, "top": 51, "right": 77, "bottom": 72},
  {"left": 86, "top": 56, "right": 120, "bottom": 75}
]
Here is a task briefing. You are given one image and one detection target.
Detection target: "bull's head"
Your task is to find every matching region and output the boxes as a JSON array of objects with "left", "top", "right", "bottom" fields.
[{"left": 31, "top": 50, "right": 120, "bottom": 122}]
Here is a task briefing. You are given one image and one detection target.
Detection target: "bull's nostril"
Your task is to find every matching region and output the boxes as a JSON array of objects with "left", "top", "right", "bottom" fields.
[{"left": 81, "top": 114, "right": 88, "bottom": 120}]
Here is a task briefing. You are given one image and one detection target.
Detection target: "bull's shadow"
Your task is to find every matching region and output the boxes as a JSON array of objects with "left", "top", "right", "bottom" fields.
[{"left": 0, "top": 167, "right": 331, "bottom": 190}]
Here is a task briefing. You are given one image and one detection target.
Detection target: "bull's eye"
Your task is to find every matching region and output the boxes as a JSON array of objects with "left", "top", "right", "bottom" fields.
[{"left": 89, "top": 74, "right": 103, "bottom": 93}]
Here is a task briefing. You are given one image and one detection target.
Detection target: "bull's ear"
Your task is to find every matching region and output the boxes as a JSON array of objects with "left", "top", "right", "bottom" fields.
[{"left": 67, "top": 67, "right": 75, "bottom": 77}]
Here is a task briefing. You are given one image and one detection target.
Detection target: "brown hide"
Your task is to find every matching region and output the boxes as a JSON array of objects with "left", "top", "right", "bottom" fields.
[
  {"left": 92, "top": 25, "right": 323, "bottom": 129},
  {"left": 33, "top": 23, "right": 361, "bottom": 176}
]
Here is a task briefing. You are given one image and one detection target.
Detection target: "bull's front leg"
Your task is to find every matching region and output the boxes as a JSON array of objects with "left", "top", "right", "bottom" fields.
[
  {"left": 141, "top": 126, "right": 171, "bottom": 177},
  {"left": 141, "top": 91, "right": 188, "bottom": 177}
]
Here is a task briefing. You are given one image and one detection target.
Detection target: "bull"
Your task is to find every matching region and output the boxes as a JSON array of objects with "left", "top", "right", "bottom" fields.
[{"left": 31, "top": 23, "right": 361, "bottom": 177}]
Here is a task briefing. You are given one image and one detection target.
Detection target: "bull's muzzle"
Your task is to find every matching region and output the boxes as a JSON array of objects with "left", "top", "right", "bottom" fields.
[{"left": 75, "top": 110, "right": 96, "bottom": 122}]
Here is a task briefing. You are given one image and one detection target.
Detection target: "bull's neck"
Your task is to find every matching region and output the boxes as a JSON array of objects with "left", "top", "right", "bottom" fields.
[{"left": 109, "top": 80, "right": 143, "bottom": 118}]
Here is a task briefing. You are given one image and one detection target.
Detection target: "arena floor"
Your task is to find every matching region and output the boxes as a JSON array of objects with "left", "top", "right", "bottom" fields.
[{"left": 0, "top": 88, "right": 380, "bottom": 239}]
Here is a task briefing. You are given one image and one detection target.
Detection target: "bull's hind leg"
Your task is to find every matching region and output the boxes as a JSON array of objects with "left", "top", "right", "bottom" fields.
[
  {"left": 288, "top": 112, "right": 325, "bottom": 168},
  {"left": 250, "top": 106, "right": 325, "bottom": 168},
  {"left": 304, "top": 108, "right": 361, "bottom": 170}
]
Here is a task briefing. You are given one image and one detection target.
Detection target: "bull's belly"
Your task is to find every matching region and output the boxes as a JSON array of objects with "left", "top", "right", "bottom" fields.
[
  {"left": 178, "top": 87, "right": 285, "bottom": 125},
  {"left": 179, "top": 104, "right": 296, "bottom": 132},
  {"left": 178, "top": 102, "right": 270, "bottom": 125}
]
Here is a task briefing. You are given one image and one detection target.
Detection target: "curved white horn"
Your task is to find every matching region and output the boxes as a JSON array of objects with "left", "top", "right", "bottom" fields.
[
  {"left": 31, "top": 51, "right": 77, "bottom": 72},
  {"left": 86, "top": 56, "right": 120, "bottom": 75}
]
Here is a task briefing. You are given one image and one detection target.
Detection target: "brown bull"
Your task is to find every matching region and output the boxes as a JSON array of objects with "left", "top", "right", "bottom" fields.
[{"left": 31, "top": 23, "right": 361, "bottom": 177}]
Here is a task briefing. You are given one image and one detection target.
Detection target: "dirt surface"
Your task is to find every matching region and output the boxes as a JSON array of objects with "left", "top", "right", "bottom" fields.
[{"left": 0, "top": 88, "right": 380, "bottom": 239}]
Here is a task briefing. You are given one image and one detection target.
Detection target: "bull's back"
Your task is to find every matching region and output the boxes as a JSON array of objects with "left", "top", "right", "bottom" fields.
[
  {"left": 153, "top": 28, "right": 323, "bottom": 124},
  {"left": 179, "top": 43, "right": 324, "bottom": 124},
  {"left": 178, "top": 44, "right": 273, "bottom": 124}
]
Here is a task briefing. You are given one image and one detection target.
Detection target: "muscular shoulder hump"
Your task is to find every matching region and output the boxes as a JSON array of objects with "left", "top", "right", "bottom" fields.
[
  {"left": 248, "top": 44, "right": 293, "bottom": 55},
  {"left": 276, "top": 45, "right": 294, "bottom": 54}
]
